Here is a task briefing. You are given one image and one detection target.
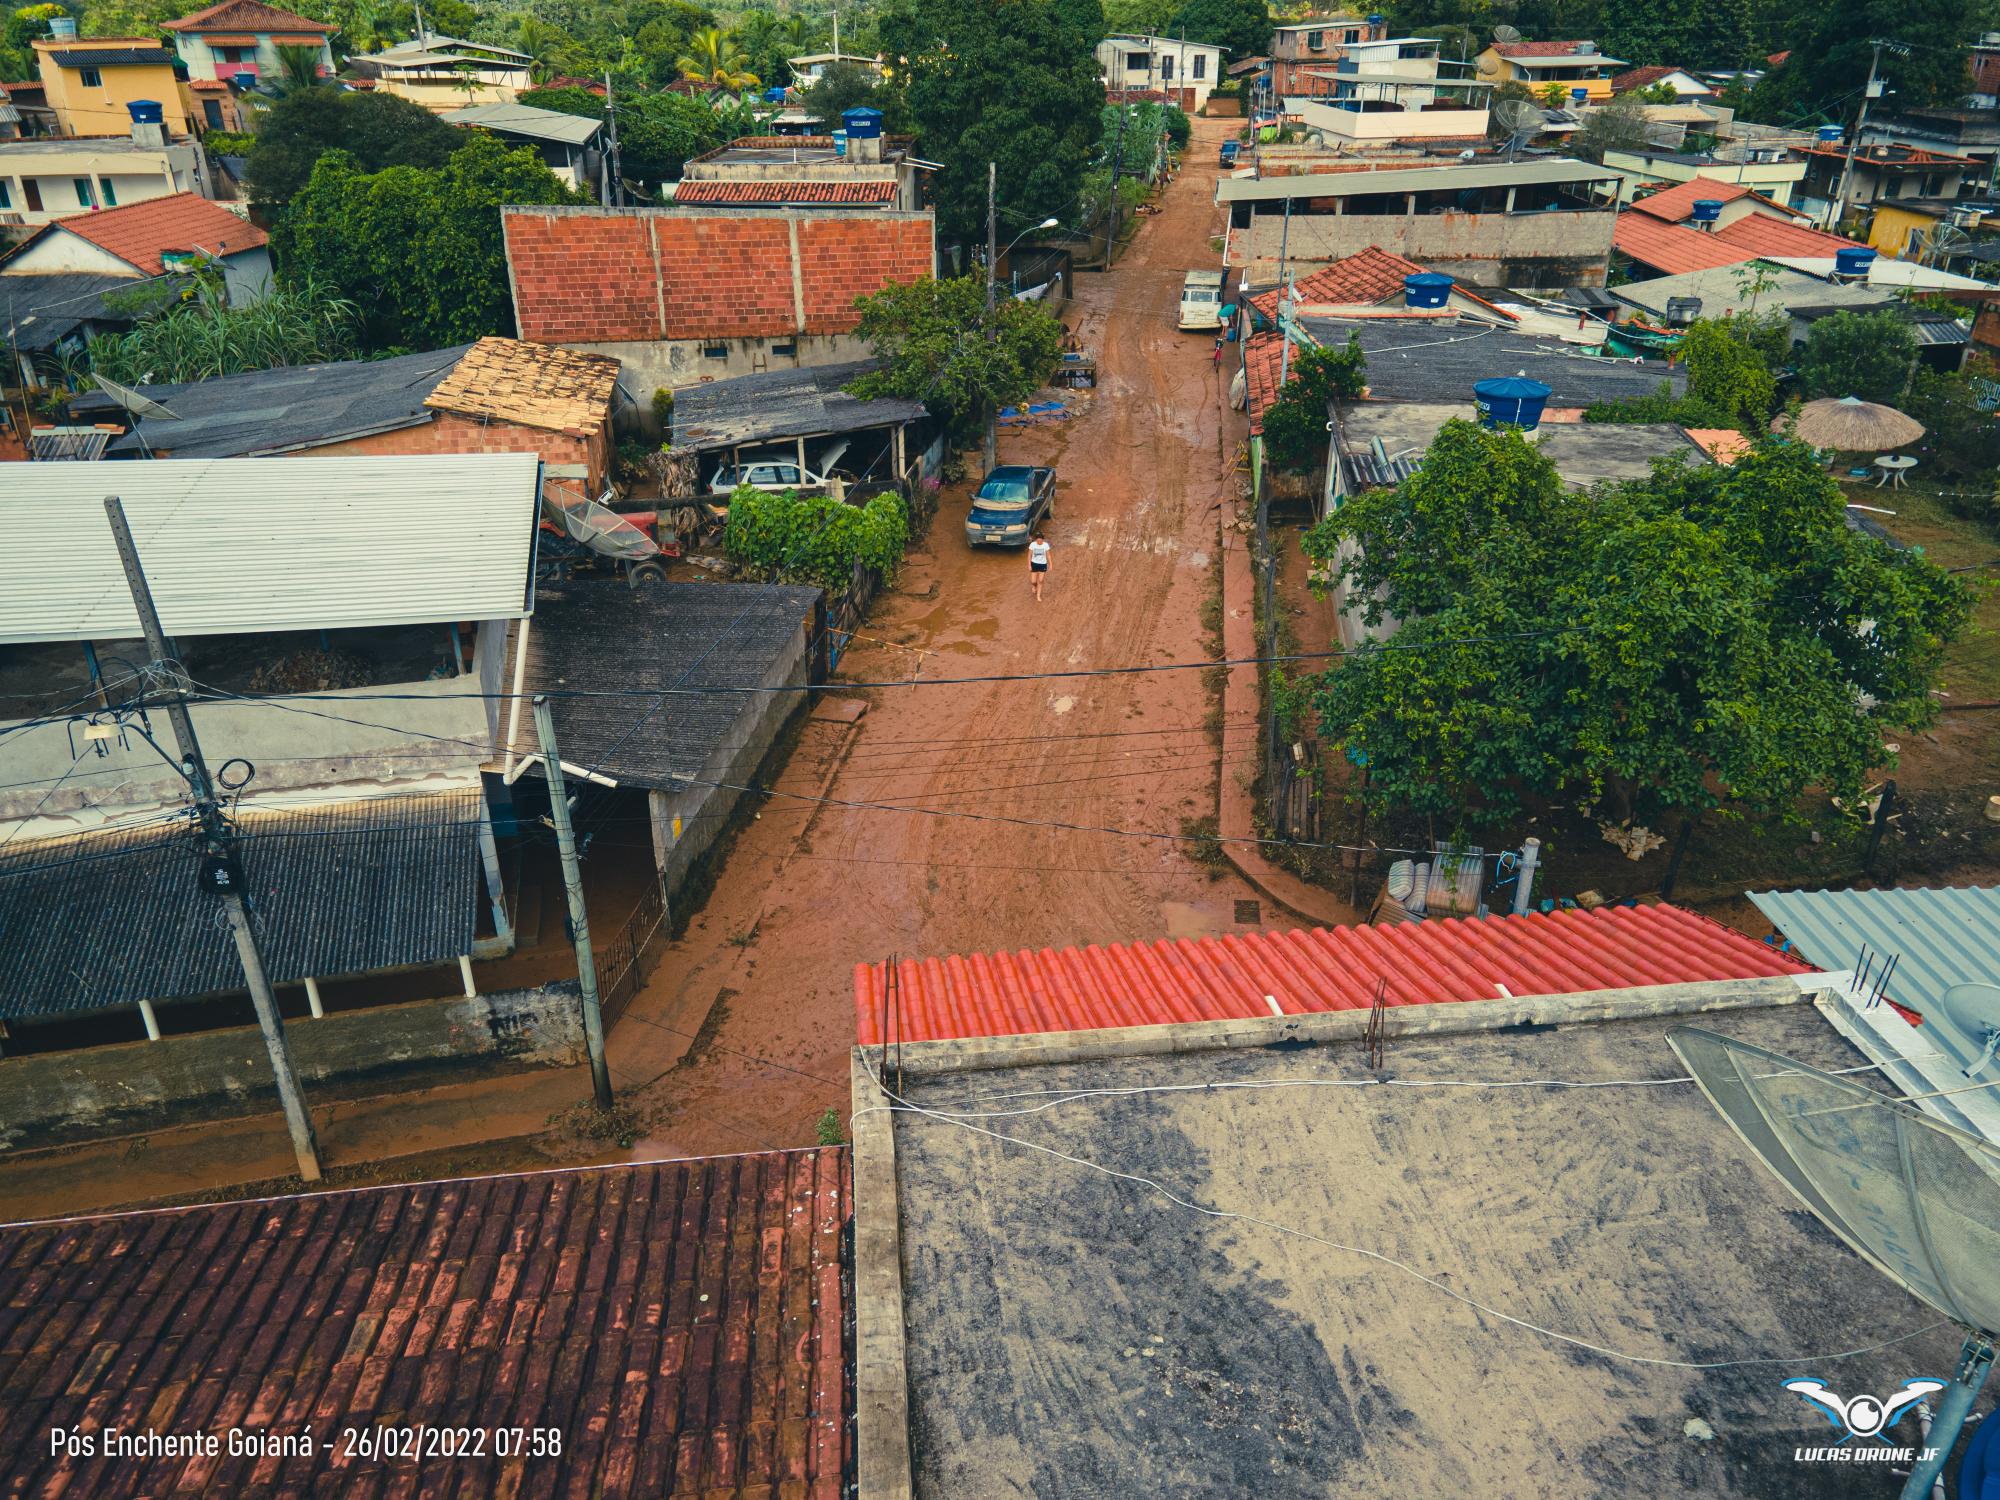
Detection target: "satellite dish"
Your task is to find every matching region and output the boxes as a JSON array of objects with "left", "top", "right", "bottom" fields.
[
  {"left": 1922, "top": 222, "right": 1972, "bottom": 267},
  {"left": 1491, "top": 97, "right": 1544, "bottom": 158},
  {"left": 90, "top": 375, "right": 179, "bottom": 421},
  {"left": 1933, "top": 981, "right": 2000, "bottom": 1077},
  {"left": 1492, "top": 23, "right": 1522, "bottom": 42},
  {"left": 1668, "top": 1025, "right": 2000, "bottom": 1499}
]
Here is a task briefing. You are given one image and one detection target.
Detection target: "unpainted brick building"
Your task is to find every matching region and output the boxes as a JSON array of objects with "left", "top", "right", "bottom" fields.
[{"left": 501, "top": 204, "right": 937, "bottom": 393}]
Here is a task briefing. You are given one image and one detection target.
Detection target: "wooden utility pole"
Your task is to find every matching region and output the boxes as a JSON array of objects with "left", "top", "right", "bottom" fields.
[
  {"left": 603, "top": 71, "right": 623, "bottom": 207},
  {"left": 984, "top": 159, "right": 998, "bottom": 472},
  {"left": 534, "top": 694, "right": 613, "bottom": 1108},
  {"left": 102, "top": 497, "right": 322, "bottom": 1181}
]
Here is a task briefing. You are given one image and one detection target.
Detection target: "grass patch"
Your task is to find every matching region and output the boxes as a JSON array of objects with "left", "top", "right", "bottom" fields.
[
  {"left": 1179, "top": 814, "right": 1229, "bottom": 877},
  {"left": 1860, "top": 478, "right": 2000, "bottom": 702},
  {"left": 816, "top": 1108, "right": 847, "bottom": 1146}
]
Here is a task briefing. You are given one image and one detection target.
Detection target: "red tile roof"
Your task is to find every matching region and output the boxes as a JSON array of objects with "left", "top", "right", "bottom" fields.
[
  {"left": 1631, "top": 176, "right": 1760, "bottom": 222},
  {"left": 854, "top": 904, "right": 1809, "bottom": 1045},
  {"left": 1247, "top": 246, "right": 1516, "bottom": 323},
  {"left": 1612, "top": 213, "right": 1759, "bottom": 274},
  {"left": 1611, "top": 64, "right": 1706, "bottom": 94},
  {"left": 163, "top": 0, "right": 332, "bottom": 32},
  {"left": 28, "top": 192, "right": 266, "bottom": 273},
  {"left": 1242, "top": 329, "right": 1289, "bottom": 435},
  {"left": 672, "top": 179, "right": 899, "bottom": 206},
  {"left": 0, "top": 1149, "right": 851, "bottom": 1497},
  {"left": 1712, "top": 213, "right": 1863, "bottom": 258}
]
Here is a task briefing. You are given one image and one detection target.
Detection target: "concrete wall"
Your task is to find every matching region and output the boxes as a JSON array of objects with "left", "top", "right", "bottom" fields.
[
  {"left": 647, "top": 610, "right": 811, "bottom": 894},
  {"left": 0, "top": 982, "right": 584, "bottom": 1150},
  {"left": 1238, "top": 209, "right": 1614, "bottom": 288},
  {"left": 564, "top": 330, "right": 873, "bottom": 394}
]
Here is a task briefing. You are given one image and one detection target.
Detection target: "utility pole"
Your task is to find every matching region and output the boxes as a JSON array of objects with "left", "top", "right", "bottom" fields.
[
  {"left": 102, "top": 498, "right": 323, "bottom": 1182},
  {"left": 533, "top": 695, "right": 613, "bottom": 1109},
  {"left": 603, "top": 71, "right": 622, "bottom": 208},
  {"left": 1833, "top": 40, "right": 1895, "bottom": 231},
  {"left": 1107, "top": 106, "right": 1128, "bottom": 263},
  {"left": 984, "top": 160, "right": 998, "bottom": 471}
]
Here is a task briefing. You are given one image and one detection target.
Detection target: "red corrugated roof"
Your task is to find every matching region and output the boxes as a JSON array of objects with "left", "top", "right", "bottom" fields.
[
  {"left": 0, "top": 1149, "right": 851, "bottom": 1496},
  {"left": 854, "top": 904, "right": 1810, "bottom": 1044},
  {"left": 1613, "top": 213, "right": 1758, "bottom": 274},
  {"left": 1713, "top": 213, "right": 1866, "bottom": 258},
  {"left": 30, "top": 191, "right": 266, "bottom": 273},
  {"left": 1247, "top": 246, "right": 1517, "bottom": 323},
  {"left": 672, "top": 179, "right": 898, "bottom": 205}
]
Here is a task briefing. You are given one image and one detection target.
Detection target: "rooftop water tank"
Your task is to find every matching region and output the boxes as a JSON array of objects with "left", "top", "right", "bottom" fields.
[
  {"left": 1404, "top": 272, "right": 1453, "bottom": 309},
  {"left": 1689, "top": 198, "right": 1723, "bottom": 225},
  {"left": 842, "top": 106, "right": 884, "bottom": 140},
  {"left": 127, "top": 99, "right": 164, "bottom": 125},
  {"left": 1664, "top": 296, "right": 1703, "bottom": 326},
  {"left": 763, "top": 86, "right": 786, "bottom": 104},
  {"left": 1474, "top": 377, "right": 1552, "bottom": 432},
  {"left": 1834, "top": 245, "right": 1878, "bottom": 278},
  {"left": 1816, "top": 124, "right": 1843, "bottom": 142},
  {"left": 1570, "top": 87, "right": 1589, "bottom": 103},
  {"left": 47, "top": 15, "right": 75, "bottom": 37},
  {"left": 831, "top": 129, "right": 847, "bottom": 156}
]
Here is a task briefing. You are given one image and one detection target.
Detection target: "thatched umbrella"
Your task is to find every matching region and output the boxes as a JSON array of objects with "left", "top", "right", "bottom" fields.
[{"left": 1775, "top": 395, "right": 1926, "bottom": 451}]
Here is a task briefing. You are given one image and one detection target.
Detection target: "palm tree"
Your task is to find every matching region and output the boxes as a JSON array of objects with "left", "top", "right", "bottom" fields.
[
  {"left": 676, "top": 28, "right": 759, "bottom": 91},
  {"left": 269, "top": 41, "right": 328, "bottom": 95}
]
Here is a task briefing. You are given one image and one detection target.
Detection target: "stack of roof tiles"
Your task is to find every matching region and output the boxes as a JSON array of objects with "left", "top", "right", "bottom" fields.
[
  {"left": 855, "top": 904, "right": 1808, "bottom": 1044},
  {"left": 425, "top": 335, "right": 622, "bottom": 437},
  {"left": 0, "top": 1150, "right": 851, "bottom": 1497}
]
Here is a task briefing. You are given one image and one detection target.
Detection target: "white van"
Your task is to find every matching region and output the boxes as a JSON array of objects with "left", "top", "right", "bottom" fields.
[{"left": 1178, "top": 270, "right": 1226, "bottom": 332}]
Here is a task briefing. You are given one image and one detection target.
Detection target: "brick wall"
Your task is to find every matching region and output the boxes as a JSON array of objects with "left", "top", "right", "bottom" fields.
[
  {"left": 502, "top": 205, "right": 936, "bottom": 346},
  {"left": 303, "top": 412, "right": 609, "bottom": 490}
]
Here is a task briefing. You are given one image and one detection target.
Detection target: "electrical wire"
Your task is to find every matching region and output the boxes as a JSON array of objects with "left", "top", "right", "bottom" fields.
[{"left": 854, "top": 1049, "right": 1954, "bottom": 1372}]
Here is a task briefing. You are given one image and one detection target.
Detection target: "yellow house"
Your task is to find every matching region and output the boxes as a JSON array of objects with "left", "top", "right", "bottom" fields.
[
  {"left": 34, "top": 36, "right": 192, "bottom": 139},
  {"left": 1475, "top": 41, "right": 1626, "bottom": 104},
  {"left": 1867, "top": 200, "right": 1952, "bottom": 257}
]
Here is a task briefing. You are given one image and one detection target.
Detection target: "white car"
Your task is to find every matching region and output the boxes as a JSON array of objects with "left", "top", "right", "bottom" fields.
[
  {"left": 1178, "top": 269, "right": 1226, "bottom": 332},
  {"left": 708, "top": 439, "right": 853, "bottom": 494}
]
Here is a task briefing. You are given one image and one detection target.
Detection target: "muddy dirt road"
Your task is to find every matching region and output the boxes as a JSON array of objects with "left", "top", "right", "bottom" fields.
[{"left": 614, "top": 117, "right": 1268, "bottom": 1157}]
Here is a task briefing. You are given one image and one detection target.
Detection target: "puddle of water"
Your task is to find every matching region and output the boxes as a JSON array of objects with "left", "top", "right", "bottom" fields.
[{"left": 963, "top": 618, "right": 999, "bottom": 639}]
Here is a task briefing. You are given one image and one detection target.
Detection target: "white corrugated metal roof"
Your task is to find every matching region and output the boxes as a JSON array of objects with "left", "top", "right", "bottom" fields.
[
  {"left": 0, "top": 453, "right": 540, "bottom": 643},
  {"left": 1747, "top": 885, "right": 2000, "bottom": 1021},
  {"left": 1214, "top": 158, "right": 1621, "bottom": 204}
]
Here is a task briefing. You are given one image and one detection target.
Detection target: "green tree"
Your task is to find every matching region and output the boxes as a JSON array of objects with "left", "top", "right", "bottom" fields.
[
  {"left": 1681, "top": 317, "right": 1777, "bottom": 428},
  {"left": 273, "top": 134, "right": 574, "bottom": 347},
  {"left": 677, "top": 25, "right": 758, "bottom": 88},
  {"left": 846, "top": 274, "right": 1063, "bottom": 442},
  {"left": 1171, "top": 0, "right": 1270, "bottom": 58},
  {"left": 1260, "top": 337, "right": 1367, "bottom": 471},
  {"left": 1576, "top": 92, "right": 1652, "bottom": 157},
  {"left": 615, "top": 90, "right": 732, "bottom": 184},
  {"left": 879, "top": 0, "right": 1106, "bottom": 243},
  {"left": 244, "top": 88, "right": 463, "bottom": 203},
  {"left": 1103, "top": 0, "right": 1177, "bottom": 31},
  {"left": 1301, "top": 421, "right": 1970, "bottom": 826},
  {"left": 1601, "top": 0, "right": 1751, "bottom": 71},
  {"left": 803, "top": 60, "right": 900, "bottom": 130},
  {"left": 1797, "top": 310, "right": 1920, "bottom": 404},
  {"left": 1749, "top": 0, "right": 1977, "bottom": 124},
  {"left": 517, "top": 84, "right": 606, "bottom": 117}
]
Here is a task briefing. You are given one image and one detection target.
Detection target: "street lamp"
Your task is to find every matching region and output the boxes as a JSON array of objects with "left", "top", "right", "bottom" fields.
[{"left": 983, "top": 170, "right": 1062, "bottom": 469}]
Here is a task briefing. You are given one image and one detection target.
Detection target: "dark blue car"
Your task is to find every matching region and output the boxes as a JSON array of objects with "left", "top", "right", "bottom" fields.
[{"left": 964, "top": 464, "right": 1057, "bottom": 547}]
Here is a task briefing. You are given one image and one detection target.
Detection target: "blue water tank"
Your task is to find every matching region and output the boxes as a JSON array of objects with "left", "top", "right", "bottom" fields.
[
  {"left": 127, "top": 99, "right": 164, "bottom": 125},
  {"left": 1817, "top": 124, "right": 1843, "bottom": 142},
  {"left": 1689, "top": 198, "right": 1723, "bottom": 224},
  {"left": 1366, "top": 12, "right": 1385, "bottom": 26},
  {"left": 47, "top": 15, "right": 74, "bottom": 37},
  {"left": 1834, "top": 245, "right": 1878, "bottom": 277},
  {"left": 763, "top": 85, "right": 786, "bottom": 103},
  {"left": 1474, "top": 377, "right": 1553, "bottom": 431},
  {"left": 1404, "top": 272, "right": 1454, "bottom": 309},
  {"left": 842, "top": 106, "right": 884, "bottom": 140},
  {"left": 831, "top": 130, "right": 847, "bottom": 156},
  {"left": 1570, "top": 87, "right": 1589, "bottom": 103}
]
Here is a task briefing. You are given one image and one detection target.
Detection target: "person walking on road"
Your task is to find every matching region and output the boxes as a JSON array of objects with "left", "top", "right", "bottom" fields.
[{"left": 1028, "top": 529, "right": 1051, "bottom": 601}]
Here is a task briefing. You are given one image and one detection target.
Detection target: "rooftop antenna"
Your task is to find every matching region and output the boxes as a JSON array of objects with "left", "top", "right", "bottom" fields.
[
  {"left": 1920, "top": 221, "right": 1972, "bottom": 268},
  {"left": 1668, "top": 1026, "right": 2000, "bottom": 1500},
  {"left": 1492, "top": 23, "right": 1522, "bottom": 43},
  {"left": 1491, "top": 97, "right": 1542, "bottom": 160}
]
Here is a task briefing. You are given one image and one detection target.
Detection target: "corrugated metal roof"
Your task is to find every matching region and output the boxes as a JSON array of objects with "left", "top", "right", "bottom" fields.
[
  {"left": 1215, "top": 157, "right": 1620, "bottom": 204},
  {"left": 0, "top": 453, "right": 540, "bottom": 643},
  {"left": 27, "top": 425, "right": 110, "bottom": 460},
  {"left": 854, "top": 903, "right": 1808, "bottom": 1044},
  {"left": 1747, "top": 885, "right": 2000, "bottom": 1024},
  {"left": 0, "top": 1147, "right": 851, "bottom": 1497},
  {"left": 441, "top": 101, "right": 604, "bottom": 146},
  {"left": 44, "top": 46, "right": 172, "bottom": 65},
  {"left": 670, "top": 359, "right": 925, "bottom": 450},
  {"left": 0, "top": 791, "right": 484, "bottom": 1019}
]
